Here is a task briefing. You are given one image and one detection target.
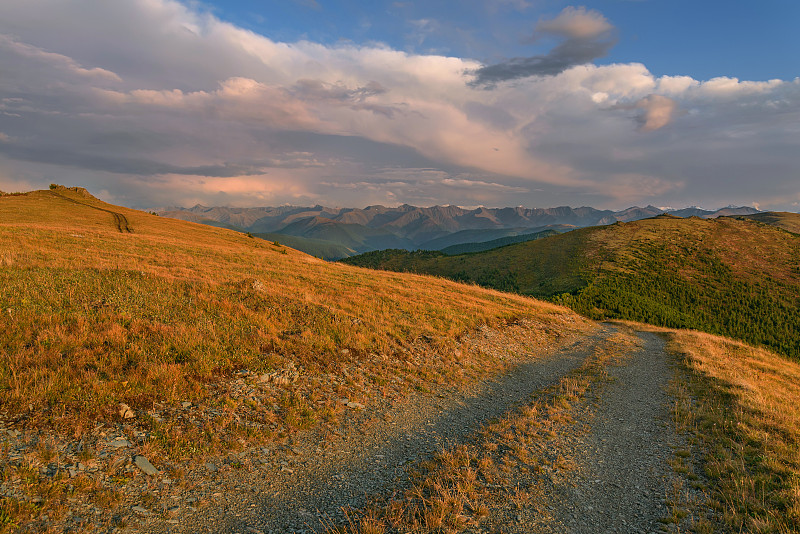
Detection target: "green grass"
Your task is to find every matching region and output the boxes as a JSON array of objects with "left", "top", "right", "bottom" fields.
[
  {"left": 437, "top": 228, "right": 562, "bottom": 255},
  {"left": 343, "top": 224, "right": 591, "bottom": 297}
]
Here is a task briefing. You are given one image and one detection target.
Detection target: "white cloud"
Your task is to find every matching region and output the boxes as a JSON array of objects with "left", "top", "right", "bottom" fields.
[
  {"left": 656, "top": 75, "right": 698, "bottom": 95},
  {"left": 0, "top": 0, "right": 797, "bottom": 210},
  {"left": 698, "top": 76, "right": 784, "bottom": 97}
]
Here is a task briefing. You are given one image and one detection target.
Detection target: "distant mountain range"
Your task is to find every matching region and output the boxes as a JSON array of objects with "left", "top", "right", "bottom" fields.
[{"left": 158, "top": 203, "right": 761, "bottom": 259}]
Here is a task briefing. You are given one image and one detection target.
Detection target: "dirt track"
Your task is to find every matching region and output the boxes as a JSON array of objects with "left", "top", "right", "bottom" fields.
[
  {"left": 120, "top": 326, "right": 709, "bottom": 533},
  {"left": 477, "top": 330, "right": 709, "bottom": 533},
  {"left": 52, "top": 191, "right": 132, "bottom": 233}
]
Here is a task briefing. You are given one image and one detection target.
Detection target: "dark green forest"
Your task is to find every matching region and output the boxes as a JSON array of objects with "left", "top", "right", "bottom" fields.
[
  {"left": 555, "top": 242, "right": 800, "bottom": 358},
  {"left": 343, "top": 216, "right": 800, "bottom": 359}
]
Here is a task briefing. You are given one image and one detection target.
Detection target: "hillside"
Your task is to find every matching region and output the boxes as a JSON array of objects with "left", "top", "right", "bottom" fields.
[
  {"left": 275, "top": 216, "right": 416, "bottom": 252},
  {"left": 0, "top": 186, "right": 588, "bottom": 428},
  {"left": 343, "top": 215, "right": 800, "bottom": 358},
  {"left": 2, "top": 188, "right": 798, "bottom": 533},
  {"left": 736, "top": 211, "right": 800, "bottom": 234},
  {"left": 439, "top": 227, "right": 564, "bottom": 255},
  {"left": 253, "top": 232, "right": 357, "bottom": 260}
]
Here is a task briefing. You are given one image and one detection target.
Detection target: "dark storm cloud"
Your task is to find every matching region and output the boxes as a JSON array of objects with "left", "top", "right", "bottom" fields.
[
  {"left": 470, "top": 6, "right": 617, "bottom": 87},
  {"left": 0, "top": 143, "right": 265, "bottom": 177}
]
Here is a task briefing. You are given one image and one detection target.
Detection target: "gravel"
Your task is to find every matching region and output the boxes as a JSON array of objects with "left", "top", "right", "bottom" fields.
[
  {"left": 137, "top": 327, "right": 614, "bottom": 533},
  {"left": 480, "top": 329, "right": 706, "bottom": 533},
  {"left": 3, "top": 324, "right": 711, "bottom": 533}
]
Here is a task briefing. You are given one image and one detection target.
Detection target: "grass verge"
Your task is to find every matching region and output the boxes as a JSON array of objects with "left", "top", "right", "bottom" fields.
[{"left": 665, "top": 329, "right": 800, "bottom": 532}]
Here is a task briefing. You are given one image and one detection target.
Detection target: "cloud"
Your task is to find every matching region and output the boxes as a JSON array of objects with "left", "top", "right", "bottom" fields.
[
  {"left": 634, "top": 95, "right": 678, "bottom": 131},
  {"left": 121, "top": 77, "right": 321, "bottom": 128},
  {"left": 0, "top": 34, "right": 121, "bottom": 83},
  {"left": 292, "top": 79, "right": 388, "bottom": 102},
  {"left": 534, "top": 6, "right": 614, "bottom": 39},
  {"left": 613, "top": 94, "right": 680, "bottom": 131},
  {"left": 470, "top": 7, "right": 617, "bottom": 86},
  {"left": 0, "top": 141, "right": 266, "bottom": 177},
  {"left": 0, "top": 1, "right": 798, "bottom": 211}
]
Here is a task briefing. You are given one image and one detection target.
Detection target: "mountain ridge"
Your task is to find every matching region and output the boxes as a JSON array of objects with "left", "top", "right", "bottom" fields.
[{"left": 159, "top": 203, "right": 761, "bottom": 259}]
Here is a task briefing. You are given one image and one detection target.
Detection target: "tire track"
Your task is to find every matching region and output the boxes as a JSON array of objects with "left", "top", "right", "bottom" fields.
[
  {"left": 491, "top": 330, "right": 705, "bottom": 533},
  {"left": 140, "top": 328, "right": 616, "bottom": 533},
  {"left": 51, "top": 191, "right": 132, "bottom": 233}
]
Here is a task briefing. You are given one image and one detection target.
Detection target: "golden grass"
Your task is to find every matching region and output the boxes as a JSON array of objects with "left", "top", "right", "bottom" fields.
[
  {"left": 740, "top": 212, "right": 800, "bottom": 235},
  {"left": 586, "top": 214, "right": 800, "bottom": 285},
  {"left": 0, "top": 188, "right": 587, "bottom": 430},
  {"left": 662, "top": 329, "right": 800, "bottom": 532},
  {"left": 0, "top": 188, "right": 595, "bottom": 530}
]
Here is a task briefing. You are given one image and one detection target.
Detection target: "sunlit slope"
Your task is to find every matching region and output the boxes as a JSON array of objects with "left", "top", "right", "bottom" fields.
[
  {"left": 0, "top": 188, "right": 584, "bottom": 422},
  {"left": 666, "top": 328, "right": 800, "bottom": 531},
  {"left": 344, "top": 215, "right": 800, "bottom": 358},
  {"left": 736, "top": 211, "right": 800, "bottom": 234}
]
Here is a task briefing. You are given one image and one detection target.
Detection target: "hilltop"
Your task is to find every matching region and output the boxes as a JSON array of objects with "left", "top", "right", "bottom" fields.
[
  {"left": 736, "top": 211, "right": 800, "bottom": 234},
  {"left": 343, "top": 214, "right": 800, "bottom": 358}
]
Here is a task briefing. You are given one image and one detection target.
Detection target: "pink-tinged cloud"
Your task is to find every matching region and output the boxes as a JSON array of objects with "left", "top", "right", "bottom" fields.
[
  {"left": 634, "top": 95, "right": 679, "bottom": 131},
  {"left": 535, "top": 6, "right": 614, "bottom": 40},
  {"left": 0, "top": 0, "right": 798, "bottom": 211}
]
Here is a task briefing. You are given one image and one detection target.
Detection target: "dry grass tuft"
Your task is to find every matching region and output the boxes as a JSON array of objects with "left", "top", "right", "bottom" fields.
[{"left": 666, "top": 329, "right": 800, "bottom": 532}]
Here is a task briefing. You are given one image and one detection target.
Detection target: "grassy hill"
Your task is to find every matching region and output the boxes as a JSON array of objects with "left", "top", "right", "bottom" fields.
[
  {"left": 0, "top": 187, "right": 585, "bottom": 432},
  {"left": 736, "top": 211, "right": 800, "bottom": 234},
  {"left": 253, "top": 232, "right": 357, "bottom": 260},
  {"left": 276, "top": 216, "right": 416, "bottom": 252},
  {"left": 343, "top": 214, "right": 800, "bottom": 358}
]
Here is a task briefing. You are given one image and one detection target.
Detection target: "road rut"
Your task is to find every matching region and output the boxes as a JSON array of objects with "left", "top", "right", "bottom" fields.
[
  {"left": 142, "top": 327, "right": 618, "bottom": 533},
  {"left": 487, "top": 330, "right": 702, "bottom": 533}
]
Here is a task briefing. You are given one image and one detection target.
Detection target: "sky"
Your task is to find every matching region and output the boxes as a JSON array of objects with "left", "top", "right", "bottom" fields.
[{"left": 0, "top": 1, "right": 798, "bottom": 211}]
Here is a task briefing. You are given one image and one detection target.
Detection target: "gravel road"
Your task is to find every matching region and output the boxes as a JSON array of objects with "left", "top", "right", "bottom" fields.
[
  {"left": 546, "top": 331, "right": 681, "bottom": 532},
  {"left": 138, "top": 327, "right": 615, "bottom": 533},
  {"left": 131, "top": 327, "right": 711, "bottom": 534},
  {"left": 482, "top": 329, "right": 702, "bottom": 534}
]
